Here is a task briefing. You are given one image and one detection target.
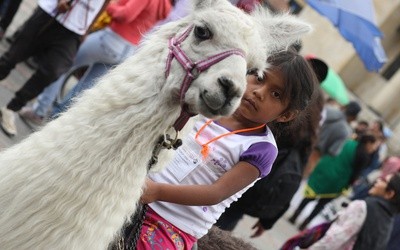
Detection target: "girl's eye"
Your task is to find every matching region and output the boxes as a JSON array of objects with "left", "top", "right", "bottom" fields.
[{"left": 271, "top": 91, "right": 281, "bottom": 99}]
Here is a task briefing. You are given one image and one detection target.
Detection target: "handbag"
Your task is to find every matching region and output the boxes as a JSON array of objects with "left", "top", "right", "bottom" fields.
[
  {"left": 89, "top": 10, "right": 112, "bottom": 33},
  {"left": 281, "top": 220, "right": 335, "bottom": 250}
]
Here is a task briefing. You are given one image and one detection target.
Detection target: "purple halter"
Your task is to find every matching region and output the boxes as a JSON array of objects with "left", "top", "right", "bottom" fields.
[{"left": 165, "top": 25, "right": 246, "bottom": 131}]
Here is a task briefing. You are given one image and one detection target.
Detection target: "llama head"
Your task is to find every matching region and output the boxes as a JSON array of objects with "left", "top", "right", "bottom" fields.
[{"left": 160, "top": 0, "right": 311, "bottom": 118}]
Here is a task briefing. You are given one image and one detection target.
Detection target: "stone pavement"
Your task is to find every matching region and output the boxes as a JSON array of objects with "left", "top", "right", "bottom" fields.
[
  {"left": 0, "top": 0, "right": 36, "bottom": 150},
  {"left": 0, "top": 1, "right": 305, "bottom": 249}
]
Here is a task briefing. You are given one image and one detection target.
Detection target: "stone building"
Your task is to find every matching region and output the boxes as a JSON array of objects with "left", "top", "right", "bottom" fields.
[{"left": 297, "top": 0, "right": 400, "bottom": 153}]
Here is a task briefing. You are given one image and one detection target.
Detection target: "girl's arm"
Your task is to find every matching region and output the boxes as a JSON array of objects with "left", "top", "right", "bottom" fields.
[{"left": 141, "top": 161, "right": 260, "bottom": 206}]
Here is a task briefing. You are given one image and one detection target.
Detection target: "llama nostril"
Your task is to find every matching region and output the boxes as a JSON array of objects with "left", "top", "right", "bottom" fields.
[{"left": 218, "top": 77, "right": 234, "bottom": 98}]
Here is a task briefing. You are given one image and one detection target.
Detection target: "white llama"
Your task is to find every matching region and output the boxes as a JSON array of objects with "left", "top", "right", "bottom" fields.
[{"left": 0, "top": 0, "right": 311, "bottom": 249}]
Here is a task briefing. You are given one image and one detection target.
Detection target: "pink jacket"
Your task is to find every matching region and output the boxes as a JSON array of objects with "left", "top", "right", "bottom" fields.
[
  {"left": 106, "top": 0, "right": 172, "bottom": 45},
  {"left": 380, "top": 156, "right": 400, "bottom": 179}
]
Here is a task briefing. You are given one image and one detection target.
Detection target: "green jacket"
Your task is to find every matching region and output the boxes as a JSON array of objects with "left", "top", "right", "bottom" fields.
[{"left": 305, "top": 139, "right": 358, "bottom": 198}]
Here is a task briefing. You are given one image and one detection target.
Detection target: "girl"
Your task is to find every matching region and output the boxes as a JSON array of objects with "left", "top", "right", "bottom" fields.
[
  {"left": 214, "top": 86, "right": 324, "bottom": 237},
  {"left": 138, "top": 48, "right": 318, "bottom": 249}
]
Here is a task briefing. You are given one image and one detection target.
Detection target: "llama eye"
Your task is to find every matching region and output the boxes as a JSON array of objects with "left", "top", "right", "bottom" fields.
[
  {"left": 257, "top": 73, "right": 265, "bottom": 82},
  {"left": 194, "top": 25, "right": 212, "bottom": 40}
]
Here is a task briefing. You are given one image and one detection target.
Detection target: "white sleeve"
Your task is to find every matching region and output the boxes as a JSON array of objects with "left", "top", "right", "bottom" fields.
[{"left": 309, "top": 200, "right": 367, "bottom": 250}]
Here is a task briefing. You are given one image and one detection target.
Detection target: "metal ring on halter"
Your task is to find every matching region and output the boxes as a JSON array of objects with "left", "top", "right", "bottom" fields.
[
  {"left": 190, "top": 65, "right": 200, "bottom": 79},
  {"left": 163, "top": 127, "right": 180, "bottom": 148}
]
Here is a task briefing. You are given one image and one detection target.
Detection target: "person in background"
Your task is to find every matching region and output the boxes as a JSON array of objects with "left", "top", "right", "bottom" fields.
[
  {"left": 289, "top": 133, "right": 378, "bottom": 230},
  {"left": 370, "top": 120, "right": 390, "bottom": 166},
  {"left": 353, "top": 119, "right": 369, "bottom": 139},
  {"left": 303, "top": 100, "right": 362, "bottom": 178},
  {"left": 0, "top": 0, "right": 107, "bottom": 136},
  {"left": 351, "top": 120, "right": 393, "bottom": 200},
  {"left": 308, "top": 173, "right": 400, "bottom": 250},
  {"left": 351, "top": 155, "right": 400, "bottom": 200},
  {"left": 19, "top": 0, "right": 172, "bottom": 123},
  {"left": 0, "top": 0, "right": 23, "bottom": 39}
]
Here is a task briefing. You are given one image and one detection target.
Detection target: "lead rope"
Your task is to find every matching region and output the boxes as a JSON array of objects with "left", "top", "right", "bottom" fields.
[{"left": 113, "top": 132, "right": 182, "bottom": 250}]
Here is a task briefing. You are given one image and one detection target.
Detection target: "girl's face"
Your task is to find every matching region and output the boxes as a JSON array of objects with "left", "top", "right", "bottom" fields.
[
  {"left": 369, "top": 174, "right": 394, "bottom": 199},
  {"left": 233, "top": 68, "right": 297, "bottom": 126}
]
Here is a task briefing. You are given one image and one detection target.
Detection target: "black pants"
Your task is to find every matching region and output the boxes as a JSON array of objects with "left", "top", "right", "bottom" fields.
[
  {"left": 1, "top": 7, "right": 80, "bottom": 111},
  {"left": 215, "top": 205, "right": 244, "bottom": 231},
  {"left": 289, "top": 197, "right": 333, "bottom": 229},
  {"left": 0, "top": 0, "right": 23, "bottom": 31}
]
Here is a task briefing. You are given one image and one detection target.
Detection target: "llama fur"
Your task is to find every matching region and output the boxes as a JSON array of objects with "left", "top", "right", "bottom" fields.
[
  {"left": 0, "top": 0, "right": 311, "bottom": 249},
  {"left": 197, "top": 226, "right": 258, "bottom": 250}
]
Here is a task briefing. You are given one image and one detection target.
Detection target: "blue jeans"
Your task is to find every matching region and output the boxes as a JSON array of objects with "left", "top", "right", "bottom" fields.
[
  {"left": 51, "top": 63, "right": 112, "bottom": 117},
  {"left": 33, "top": 27, "right": 136, "bottom": 117}
]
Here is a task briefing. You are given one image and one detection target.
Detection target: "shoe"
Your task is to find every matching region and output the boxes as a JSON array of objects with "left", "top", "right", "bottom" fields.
[
  {"left": 19, "top": 107, "right": 44, "bottom": 126},
  {"left": 5, "top": 28, "right": 20, "bottom": 44},
  {"left": 0, "top": 107, "right": 17, "bottom": 136},
  {"left": 5, "top": 35, "right": 15, "bottom": 44}
]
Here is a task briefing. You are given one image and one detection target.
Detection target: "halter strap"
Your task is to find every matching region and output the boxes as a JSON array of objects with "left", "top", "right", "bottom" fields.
[{"left": 165, "top": 25, "right": 246, "bottom": 131}]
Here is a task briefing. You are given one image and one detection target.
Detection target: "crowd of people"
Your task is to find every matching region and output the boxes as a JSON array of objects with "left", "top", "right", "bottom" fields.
[{"left": 0, "top": 0, "right": 398, "bottom": 250}]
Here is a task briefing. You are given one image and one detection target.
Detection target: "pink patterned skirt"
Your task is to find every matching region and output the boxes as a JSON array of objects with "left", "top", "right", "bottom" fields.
[{"left": 136, "top": 207, "right": 197, "bottom": 250}]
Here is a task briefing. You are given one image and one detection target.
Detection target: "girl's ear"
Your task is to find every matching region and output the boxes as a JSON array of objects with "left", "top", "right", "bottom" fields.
[{"left": 276, "top": 110, "right": 299, "bottom": 123}]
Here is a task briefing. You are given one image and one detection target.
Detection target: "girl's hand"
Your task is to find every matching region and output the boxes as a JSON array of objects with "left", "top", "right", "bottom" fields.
[
  {"left": 250, "top": 221, "right": 266, "bottom": 238},
  {"left": 57, "top": 0, "right": 72, "bottom": 13},
  {"left": 140, "top": 179, "right": 159, "bottom": 204}
]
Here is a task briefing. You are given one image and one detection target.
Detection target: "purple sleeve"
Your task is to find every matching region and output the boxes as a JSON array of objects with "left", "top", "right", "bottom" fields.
[{"left": 239, "top": 142, "right": 278, "bottom": 177}]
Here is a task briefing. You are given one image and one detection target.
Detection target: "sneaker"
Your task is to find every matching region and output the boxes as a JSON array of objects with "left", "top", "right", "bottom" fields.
[
  {"left": 19, "top": 107, "right": 44, "bottom": 126},
  {"left": 0, "top": 107, "right": 17, "bottom": 136},
  {"left": 5, "top": 34, "right": 15, "bottom": 44}
]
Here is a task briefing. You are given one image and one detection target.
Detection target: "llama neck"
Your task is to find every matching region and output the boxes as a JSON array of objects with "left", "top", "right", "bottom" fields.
[{"left": 49, "top": 40, "right": 184, "bottom": 176}]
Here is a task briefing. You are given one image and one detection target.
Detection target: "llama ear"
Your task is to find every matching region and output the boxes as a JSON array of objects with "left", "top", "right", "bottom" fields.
[{"left": 254, "top": 10, "right": 312, "bottom": 52}]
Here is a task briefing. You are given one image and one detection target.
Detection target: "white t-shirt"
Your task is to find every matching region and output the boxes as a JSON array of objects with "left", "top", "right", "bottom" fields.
[
  {"left": 149, "top": 116, "right": 277, "bottom": 238},
  {"left": 38, "top": 0, "right": 105, "bottom": 35}
]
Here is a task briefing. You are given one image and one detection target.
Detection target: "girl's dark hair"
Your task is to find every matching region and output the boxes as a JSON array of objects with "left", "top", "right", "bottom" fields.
[
  {"left": 267, "top": 47, "right": 319, "bottom": 139},
  {"left": 350, "top": 134, "right": 377, "bottom": 184},
  {"left": 267, "top": 48, "right": 317, "bottom": 112},
  {"left": 274, "top": 87, "right": 324, "bottom": 168}
]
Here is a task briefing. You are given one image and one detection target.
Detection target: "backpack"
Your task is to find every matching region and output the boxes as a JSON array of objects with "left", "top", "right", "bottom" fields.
[{"left": 229, "top": 147, "right": 303, "bottom": 229}]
